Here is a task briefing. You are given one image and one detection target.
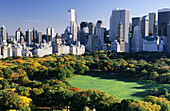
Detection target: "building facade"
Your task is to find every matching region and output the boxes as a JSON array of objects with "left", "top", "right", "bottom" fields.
[
  {"left": 132, "top": 17, "right": 141, "bottom": 34},
  {"left": 109, "top": 8, "right": 130, "bottom": 52},
  {"left": 167, "top": 23, "right": 170, "bottom": 53},
  {"left": 141, "top": 15, "right": 149, "bottom": 38},
  {"left": 131, "top": 26, "right": 143, "bottom": 52},
  {"left": 68, "top": 9, "right": 77, "bottom": 42},
  {"left": 158, "top": 8, "right": 170, "bottom": 36},
  {"left": 149, "top": 12, "right": 156, "bottom": 36}
]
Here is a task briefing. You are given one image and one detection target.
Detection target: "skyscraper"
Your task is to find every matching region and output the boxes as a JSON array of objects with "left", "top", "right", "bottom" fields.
[
  {"left": 51, "top": 27, "right": 55, "bottom": 42},
  {"left": 95, "top": 20, "right": 106, "bottom": 50},
  {"left": 88, "top": 22, "right": 95, "bottom": 35},
  {"left": 37, "top": 32, "right": 42, "bottom": 44},
  {"left": 26, "top": 29, "right": 32, "bottom": 45},
  {"left": 15, "top": 28, "right": 23, "bottom": 43},
  {"left": 46, "top": 27, "right": 51, "bottom": 36},
  {"left": 16, "top": 29, "right": 21, "bottom": 42},
  {"left": 132, "top": 17, "right": 141, "bottom": 34},
  {"left": 46, "top": 27, "right": 55, "bottom": 42},
  {"left": 131, "top": 26, "right": 143, "bottom": 52},
  {"left": 141, "top": 15, "right": 149, "bottom": 38},
  {"left": 149, "top": 12, "right": 156, "bottom": 36},
  {"left": 0, "top": 25, "right": 8, "bottom": 44},
  {"left": 68, "top": 9, "right": 77, "bottom": 42},
  {"left": 33, "top": 27, "right": 38, "bottom": 43},
  {"left": 80, "top": 22, "right": 89, "bottom": 33},
  {"left": 158, "top": 8, "right": 170, "bottom": 36},
  {"left": 109, "top": 8, "right": 130, "bottom": 52},
  {"left": 117, "top": 22, "right": 125, "bottom": 52}
]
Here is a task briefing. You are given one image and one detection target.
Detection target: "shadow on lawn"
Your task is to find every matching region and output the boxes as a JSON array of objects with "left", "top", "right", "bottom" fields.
[{"left": 83, "top": 71, "right": 168, "bottom": 99}]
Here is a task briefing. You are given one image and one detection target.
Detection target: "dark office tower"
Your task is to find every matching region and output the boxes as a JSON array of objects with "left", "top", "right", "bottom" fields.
[
  {"left": 80, "top": 22, "right": 88, "bottom": 30},
  {"left": 26, "top": 29, "right": 32, "bottom": 45},
  {"left": 33, "top": 27, "right": 38, "bottom": 43},
  {"left": 42, "top": 34, "right": 51, "bottom": 42},
  {"left": 149, "top": 12, "right": 156, "bottom": 36},
  {"left": 132, "top": 17, "right": 141, "bottom": 34},
  {"left": 77, "top": 30, "right": 88, "bottom": 45},
  {"left": 88, "top": 22, "right": 95, "bottom": 35},
  {"left": 80, "top": 22, "right": 89, "bottom": 33},
  {"left": 158, "top": 8, "right": 170, "bottom": 36}
]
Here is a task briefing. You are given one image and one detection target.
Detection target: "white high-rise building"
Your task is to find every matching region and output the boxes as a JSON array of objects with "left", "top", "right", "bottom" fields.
[
  {"left": 51, "top": 27, "right": 55, "bottom": 42},
  {"left": 46, "top": 27, "right": 56, "bottom": 42},
  {"left": 0, "top": 25, "right": 7, "bottom": 44},
  {"left": 46, "top": 27, "right": 51, "bottom": 36},
  {"left": 141, "top": 15, "right": 149, "bottom": 38},
  {"left": 16, "top": 30, "right": 21, "bottom": 42},
  {"left": 131, "top": 26, "right": 143, "bottom": 52},
  {"left": 68, "top": 9, "right": 77, "bottom": 41},
  {"left": 109, "top": 8, "right": 130, "bottom": 52}
]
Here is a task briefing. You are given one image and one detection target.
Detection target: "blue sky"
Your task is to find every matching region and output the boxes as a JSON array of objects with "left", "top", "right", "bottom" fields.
[{"left": 0, "top": 0, "right": 170, "bottom": 35}]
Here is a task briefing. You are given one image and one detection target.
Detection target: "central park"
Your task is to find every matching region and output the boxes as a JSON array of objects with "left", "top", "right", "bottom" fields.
[{"left": 0, "top": 51, "right": 169, "bottom": 110}]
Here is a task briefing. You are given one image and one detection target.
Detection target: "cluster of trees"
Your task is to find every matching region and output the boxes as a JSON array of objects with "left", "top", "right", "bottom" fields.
[
  {"left": 0, "top": 52, "right": 169, "bottom": 110},
  {"left": 148, "top": 88, "right": 170, "bottom": 101},
  {"left": 0, "top": 78, "right": 169, "bottom": 111},
  {"left": 84, "top": 51, "right": 170, "bottom": 83}
]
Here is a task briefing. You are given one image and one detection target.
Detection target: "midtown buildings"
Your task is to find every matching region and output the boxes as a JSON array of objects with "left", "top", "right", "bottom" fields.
[{"left": 1, "top": 7, "right": 170, "bottom": 59}]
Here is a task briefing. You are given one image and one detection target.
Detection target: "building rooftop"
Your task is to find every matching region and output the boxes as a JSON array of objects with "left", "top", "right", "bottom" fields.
[
  {"left": 143, "top": 36, "right": 158, "bottom": 41},
  {"left": 158, "top": 8, "right": 170, "bottom": 13},
  {"left": 112, "top": 8, "right": 130, "bottom": 11}
]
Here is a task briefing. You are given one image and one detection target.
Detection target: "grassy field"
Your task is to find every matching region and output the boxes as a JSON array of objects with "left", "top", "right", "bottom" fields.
[{"left": 68, "top": 73, "right": 170, "bottom": 100}]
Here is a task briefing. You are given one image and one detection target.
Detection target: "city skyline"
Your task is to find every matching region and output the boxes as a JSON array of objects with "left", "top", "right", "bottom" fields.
[{"left": 1, "top": 0, "right": 170, "bottom": 35}]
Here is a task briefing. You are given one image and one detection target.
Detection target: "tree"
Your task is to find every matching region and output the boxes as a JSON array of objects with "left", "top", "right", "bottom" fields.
[
  {"left": 3, "top": 68, "right": 13, "bottom": 79},
  {"left": 149, "top": 71, "right": 159, "bottom": 81}
]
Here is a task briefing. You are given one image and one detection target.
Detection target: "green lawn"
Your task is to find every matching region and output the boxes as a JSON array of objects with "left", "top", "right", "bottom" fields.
[{"left": 68, "top": 73, "right": 170, "bottom": 100}]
